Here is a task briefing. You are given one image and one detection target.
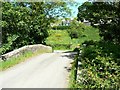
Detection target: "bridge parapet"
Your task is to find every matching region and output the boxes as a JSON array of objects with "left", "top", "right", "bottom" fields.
[{"left": 0, "top": 44, "right": 52, "bottom": 61}]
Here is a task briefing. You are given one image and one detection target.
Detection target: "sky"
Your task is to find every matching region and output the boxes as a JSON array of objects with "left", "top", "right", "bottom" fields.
[
  {"left": 9, "top": 0, "right": 88, "bottom": 19},
  {"left": 69, "top": 0, "right": 88, "bottom": 18}
]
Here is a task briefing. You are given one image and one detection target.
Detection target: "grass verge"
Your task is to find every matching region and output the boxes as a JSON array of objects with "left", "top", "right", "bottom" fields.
[
  {"left": 69, "top": 67, "right": 76, "bottom": 88},
  {"left": 0, "top": 49, "right": 51, "bottom": 71},
  {"left": 68, "top": 55, "right": 78, "bottom": 88}
]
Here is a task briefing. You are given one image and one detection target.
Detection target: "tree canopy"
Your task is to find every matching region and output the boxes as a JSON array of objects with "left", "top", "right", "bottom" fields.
[
  {"left": 1, "top": 1, "right": 76, "bottom": 54},
  {"left": 77, "top": 1, "right": 120, "bottom": 44}
]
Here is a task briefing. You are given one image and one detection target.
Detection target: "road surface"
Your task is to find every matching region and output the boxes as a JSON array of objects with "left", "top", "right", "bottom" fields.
[{"left": 0, "top": 50, "right": 75, "bottom": 88}]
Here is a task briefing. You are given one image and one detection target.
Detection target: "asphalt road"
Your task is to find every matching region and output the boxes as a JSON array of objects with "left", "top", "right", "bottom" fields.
[{"left": 0, "top": 50, "right": 74, "bottom": 88}]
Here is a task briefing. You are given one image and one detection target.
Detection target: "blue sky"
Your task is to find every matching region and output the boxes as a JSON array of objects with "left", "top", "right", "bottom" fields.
[
  {"left": 10, "top": 0, "right": 88, "bottom": 18},
  {"left": 69, "top": 0, "right": 88, "bottom": 18}
]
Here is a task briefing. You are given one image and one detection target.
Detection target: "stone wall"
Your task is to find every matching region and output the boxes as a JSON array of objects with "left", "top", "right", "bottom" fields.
[{"left": 0, "top": 44, "right": 52, "bottom": 61}]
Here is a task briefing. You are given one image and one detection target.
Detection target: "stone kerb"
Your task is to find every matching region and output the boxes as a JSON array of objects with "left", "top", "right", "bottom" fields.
[{"left": 0, "top": 44, "right": 52, "bottom": 61}]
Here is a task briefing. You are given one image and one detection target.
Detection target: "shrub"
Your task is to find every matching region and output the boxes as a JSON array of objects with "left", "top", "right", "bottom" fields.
[
  {"left": 76, "top": 41, "right": 120, "bottom": 88},
  {"left": 52, "top": 25, "right": 70, "bottom": 30},
  {"left": 67, "top": 22, "right": 84, "bottom": 39},
  {"left": 1, "top": 2, "right": 49, "bottom": 54}
]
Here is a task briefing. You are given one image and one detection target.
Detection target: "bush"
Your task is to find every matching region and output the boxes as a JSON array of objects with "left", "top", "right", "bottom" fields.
[
  {"left": 1, "top": 2, "right": 49, "bottom": 54},
  {"left": 52, "top": 25, "right": 70, "bottom": 30},
  {"left": 76, "top": 41, "right": 120, "bottom": 88},
  {"left": 67, "top": 21, "right": 90, "bottom": 39}
]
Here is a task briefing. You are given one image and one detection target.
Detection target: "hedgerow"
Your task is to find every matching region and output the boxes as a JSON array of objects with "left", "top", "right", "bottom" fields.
[{"left": 76, "top": 40, "right": 120, "bottom": 88}]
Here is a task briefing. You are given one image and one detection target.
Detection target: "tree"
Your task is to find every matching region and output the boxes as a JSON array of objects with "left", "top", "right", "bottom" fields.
[
  {"left": 77, "top": 1, "right": 120, "bottom": 44},
  {"left": 1, "top": 2, "right": 49, "bottom": 54},
  {"left": 1, "top": 1, "right": 77, "bottom": 54},
  {"left": 43, "top": 0, "right": 78, "bottom": 24}
]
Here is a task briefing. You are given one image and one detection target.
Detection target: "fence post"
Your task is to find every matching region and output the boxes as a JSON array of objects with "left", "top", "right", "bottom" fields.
[{"left": 74, "top": 45, "right": 80, "bottom": 81}]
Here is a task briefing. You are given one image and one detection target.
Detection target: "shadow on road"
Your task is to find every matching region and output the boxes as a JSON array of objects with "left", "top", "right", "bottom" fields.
[
  {"left": 64, "top": 66, "right": 71, "bottom": 72},
  {"left": 61, "top": 51, "right": 77, "bottom": 72},
  {"left": 61, "top": 51, "right": 77, "bottom": 59}
]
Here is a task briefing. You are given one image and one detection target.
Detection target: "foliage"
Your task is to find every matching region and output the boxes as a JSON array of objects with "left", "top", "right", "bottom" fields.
[
  {"left": 1, "top": 2, "right": 50, "bottom": 54},
  {"left": 76, "top": 41, "right": 120, "bottom": 88},
  {"left": 52, "top": 26, "right": 70, "bottom": 30},
  {"left": 1, "top": 1, "right": 76, "bottom": 54},
  {"left": 74, "top": 1, "right": 120, "bottom": 87},
  {"left": 45, "top": 30, "right": 71, "bottom": 50},
  {"left": 67, "top": 21, "right": 100, "bottom": 41},
  {"left": 43, "top": 1, "right": 79, "bottom": 24},
  {"left": 46, "top": 24, "right": 100, "bottom": 50},
  {"left": 70, "top": 26, "right": 100, "bottom": 50},
  {"left": 44, "top": 1, "right": 72, "bottom": 19},
  {"left": 69, "top": 58, "right": 78, "bottom": 88},
  {"left": 67, "top": 21, "right": 85, "bottom": 39},
  {"left": 77, "top": 1, "right": 120, "bottom": 44}
]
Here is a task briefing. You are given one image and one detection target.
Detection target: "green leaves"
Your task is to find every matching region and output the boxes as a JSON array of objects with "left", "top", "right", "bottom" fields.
[
  {"left": 1, "top": 1, "right": 77, "bottom": 54},
  {"left": 1, "top": 2, "right": 50, "bottom": 54},
  {"left": 77, "top": 1, "right": 120, "bottom": 44},
  {"left": 0, "top": 21, "right": 8, "bottom": 27},
  {"left": 77, "top": 41, "right": 120, "bottom": 88},
  {"left": 67, "top": 20, "right": 87, "bottom": 39}
]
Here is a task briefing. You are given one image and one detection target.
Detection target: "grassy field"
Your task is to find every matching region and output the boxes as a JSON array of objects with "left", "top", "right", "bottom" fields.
[
  {"left": 71, "top": 26, "right": 100, "bottom": 48},
  {"left": 45, "top": 30, "right": 72, "bottom": 50},
  {"left": 45, "top": 26, "right": 100, "bottom": 50}
]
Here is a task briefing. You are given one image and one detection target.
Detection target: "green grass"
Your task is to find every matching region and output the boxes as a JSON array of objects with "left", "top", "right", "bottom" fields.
[
  {"left": 70, "top": 26, "right": 100, "bottom": 49},
  {"left": 46, "top": 30, "right": 71, "bottom": 44},
  {"left": 45, "top": 26, "right": 100, "bottom": 50},
  {"left": 81, "top": 26, "right": 100, "bottom": 41},
  {"left": 68, "top": 60, "right": 77, "bottom": 88},
  {"left": 69, "top": 67, "right": 76, "bottom": 88},
  {"left": 0, "top": 49, "right": 51, "bottom": 71},
  {"left": 46, "top": 30, "right": 72, "bottom": 50}
]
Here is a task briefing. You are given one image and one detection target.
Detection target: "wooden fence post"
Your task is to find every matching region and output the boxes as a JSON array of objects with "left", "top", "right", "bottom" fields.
[{"left": 74, "top": 45, "right": 80, "bottom": 81}]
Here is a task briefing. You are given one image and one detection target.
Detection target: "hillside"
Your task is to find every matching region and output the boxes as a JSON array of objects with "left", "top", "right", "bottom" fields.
[{"left": 45, "top": 25, "right": 100, "bottom": 50}]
